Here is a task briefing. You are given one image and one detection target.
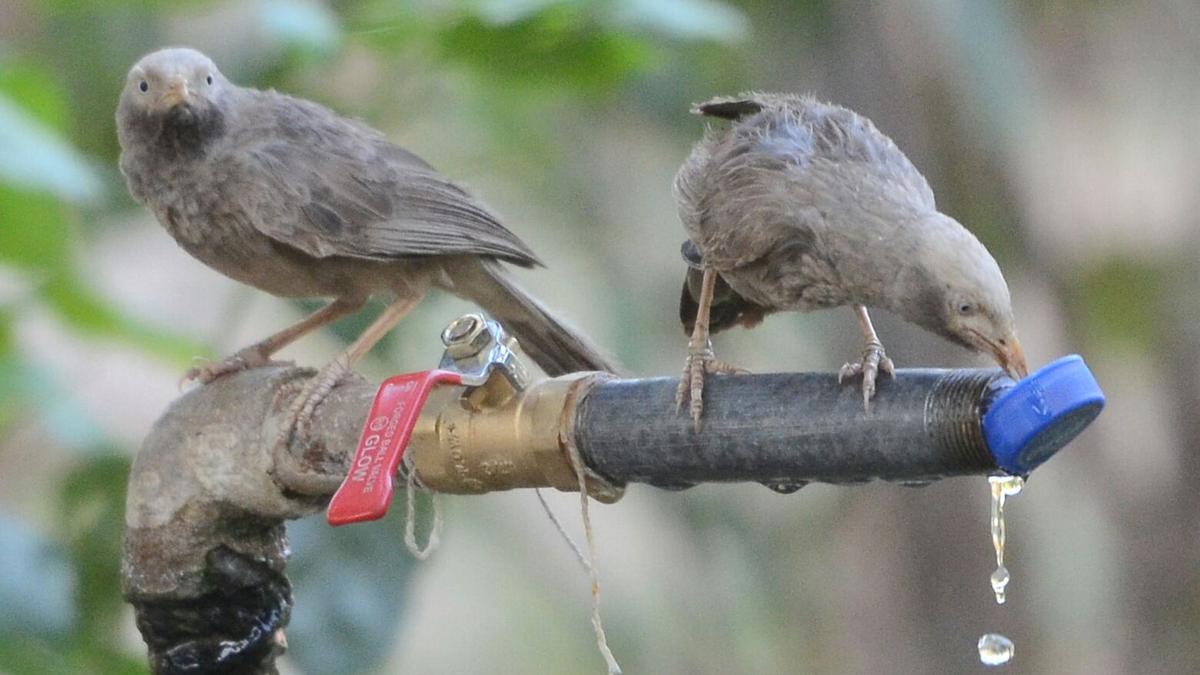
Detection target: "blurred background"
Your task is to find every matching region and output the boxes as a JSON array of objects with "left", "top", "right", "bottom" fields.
[{"left": 1, "top": 0, "right": 1197, "bottom": 673}]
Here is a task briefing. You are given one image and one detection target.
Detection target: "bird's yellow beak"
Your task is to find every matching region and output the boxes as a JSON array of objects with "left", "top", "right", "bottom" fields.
[
  {"left": 994, "top": 334, "right": 1028, "bottom": 381},
  {"left": 161, "top": 77, "right": 192, "bottom": 108}
]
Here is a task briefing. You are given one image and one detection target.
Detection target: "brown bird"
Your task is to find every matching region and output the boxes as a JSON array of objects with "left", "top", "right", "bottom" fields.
[
  {"left": 117, "top": 47, "right": 616, "bottom": 436},
  {"left": 675, "top": 93, "right": 1027, "bottom": 428}
]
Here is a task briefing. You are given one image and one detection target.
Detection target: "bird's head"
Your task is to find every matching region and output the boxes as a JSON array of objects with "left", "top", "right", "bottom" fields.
[
  {"left": 905, "top": 215, "right": 1028, "bottom": 380},
  {"left": 118, "top": 48, "right": 228, "bottom": 152}
]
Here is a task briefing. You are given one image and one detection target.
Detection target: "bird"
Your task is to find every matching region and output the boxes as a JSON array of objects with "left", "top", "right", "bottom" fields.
[
  {"left": 674, "top": 93, "right": 1027, "bottom": 428},
  {"left": 116, "top": 47, "right": 617, "bottom": 439}
]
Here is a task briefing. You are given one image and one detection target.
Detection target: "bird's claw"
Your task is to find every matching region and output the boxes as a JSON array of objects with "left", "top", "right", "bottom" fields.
[
  {"left": 180, "top": 347, "right": 290, "bottom": 389},
  {"left": 280, "top": 356, "right": 352, "bottom": 448},
  {"left": 838, "top": 340, "right": 895, "bottom": 411},
  {"left": 268, "top": 368, "right": 316, "bottom": 412},
  {"left": 675, "top": 343, "right": 749, "bottom": 432}
]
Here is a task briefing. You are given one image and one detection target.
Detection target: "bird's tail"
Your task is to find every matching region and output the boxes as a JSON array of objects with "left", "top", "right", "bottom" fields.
[{"left": 441, "top": 258, "right": 621, "bottom": 376}]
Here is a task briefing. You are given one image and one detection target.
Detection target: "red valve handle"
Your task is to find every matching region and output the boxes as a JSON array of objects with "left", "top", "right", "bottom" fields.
[{"left": 326, "top": 370, "right": 464, "bottom": 526}]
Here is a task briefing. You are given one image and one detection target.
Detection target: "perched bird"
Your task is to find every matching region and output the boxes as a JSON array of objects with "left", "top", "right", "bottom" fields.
[
  {"left": 117, "top": 47, "right": 616, "bottom": 437},
  {"left": 675, "top": 93, "right": 1027, "bottom": 427}
]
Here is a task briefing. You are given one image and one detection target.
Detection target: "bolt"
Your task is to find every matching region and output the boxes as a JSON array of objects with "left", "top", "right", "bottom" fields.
[
  {"left": 442, "top": 314, "right": 492, "bottom": 359},
  {"left": 442, "top": 314, "right": 481, "bottom": 346}
]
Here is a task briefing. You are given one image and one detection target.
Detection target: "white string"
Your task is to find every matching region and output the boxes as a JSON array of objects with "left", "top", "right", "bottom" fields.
[
  {"left": 402, "top": 454, "right": 442, "bottom": 560},
  {"left": 563, "top": 440, "right": 622, "bottom": 675},
  {"left": 534, "top": 488, "right": 590, "bottom": 572}
]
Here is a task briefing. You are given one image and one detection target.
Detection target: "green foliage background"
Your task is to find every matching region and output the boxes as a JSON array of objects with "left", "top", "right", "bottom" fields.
[{"left": 1, "top": 1, "right": 1197, "bottom": 673}]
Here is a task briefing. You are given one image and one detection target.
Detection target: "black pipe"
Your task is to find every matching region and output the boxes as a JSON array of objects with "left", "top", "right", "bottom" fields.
[{"left": 574, "top": 369, "right": 1009, "bottom": 489}]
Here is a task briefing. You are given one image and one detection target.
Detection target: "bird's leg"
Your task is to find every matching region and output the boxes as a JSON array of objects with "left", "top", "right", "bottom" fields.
[
  {"left": 282, "top": 295, "right": 421, "bottom": 446},
  {"left": 676, "top": 267, "right": 748, "bottom": 431},
  {"left": 838, "top": 304, "right": 896, "bottom": 411},
  {"left": 183, "top": 297, "right": 365, "bottom": 387}
]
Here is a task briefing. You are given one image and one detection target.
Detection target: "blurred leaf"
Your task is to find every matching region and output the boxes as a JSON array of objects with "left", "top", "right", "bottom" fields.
[
  {"left": 0, "top": 639, "right": 83, "bottom": 675},
  {"left": 259, "top": 0, "right": 342, "bottom": 53},
  {"left": 0, "top": 630, "right": 147, "bottom": 675},
  {"left": 0, "top": 186, "right": 71, "bottom": 271},
  {"left": 0, "top": 189, "right": 206, "bottom": 367},
  {"left": 42, "top": 270, "right": 210, "bottom": 365},
  {"left": 346, "top": 3, "right": 425, "bottom": 50},
  {"left": 0, "top": 455, "right": 151, "bottom": 674},
  {"left": 59, "top": 451, "right": 147, "bottom": 672},
  {"left": 0, "top": 94, "right": 102, "bottom": 203},
  {"left": 38, "top": 0, "right": 209, "bottom": 8},
  {"left": 285, "top": 505, "right": 419, "bottom": 673},
  {"left": 0, "top": 59, "right": 71, "bottom": 133},
  {"left": 473, "top": 0, "right": 564, "bottom": 24},
  {"left": 352, "top": 1, "right": 655, "bottom": 95},
  {"left": 1070, "top": 258, "right": 1164, "bottom": 349},
  {"left": 79, "top": 652, "right": 148, "bottom": 675},
  {"left": 611, "top": 0, "right": 749, "bottom": 43},
  {"left": 0, "top": 514, "right": 76, "bottom": 639},
  {"left": 436, "top": 6, "right": 653, "bottom": 95},
  {"left": 59, "top": 454, "right": 132, "bottom": 633},
  {"left": 925, "top": 0, "right": 1033, "bottom": 147},
  {"left": 0, "top": 313, "right": 24, "bottom": 436},
  {"left": 0, "top": 309, "right": 10, "bottom": 354},
  {"left": 0, "top": 105, "right": 206, "bottom": 370},
  {"left": 13, "top": 360, "right": 106, "bottom": 451}
]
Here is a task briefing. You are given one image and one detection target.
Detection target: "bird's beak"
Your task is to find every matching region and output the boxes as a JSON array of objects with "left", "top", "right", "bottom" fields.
[
  {"left": 994, "top": 334, "right": 1028, "bottom": 381},
  {"left": 161, "top": 77, "right": 192, "bottom": 108},
  {"left": 966, "top": 329, "right": 1029, "bottom": 380}
]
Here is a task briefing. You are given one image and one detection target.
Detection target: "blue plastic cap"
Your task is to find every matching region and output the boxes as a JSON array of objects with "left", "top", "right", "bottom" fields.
[{"left": 982, "top": 354, "right": 1105, "bottom": 475}]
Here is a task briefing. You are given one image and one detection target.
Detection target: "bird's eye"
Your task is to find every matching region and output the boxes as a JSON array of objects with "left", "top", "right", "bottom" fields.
[
  {"left": 206, "top": 75, "right": 213, "bottom": 85},
  {"left": 957, "top": 302, "right": 973, "bottom": 315},
  {"left": 138, "top": 80, "right": 149, "bottom": 93}
]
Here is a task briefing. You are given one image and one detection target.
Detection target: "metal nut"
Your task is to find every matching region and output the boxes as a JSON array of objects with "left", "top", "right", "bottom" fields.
[{"left": 441, "top": 314, "right": 492, "bottom": 359}]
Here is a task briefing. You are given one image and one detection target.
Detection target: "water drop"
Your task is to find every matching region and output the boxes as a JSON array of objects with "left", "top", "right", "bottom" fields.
[
  {"left": 762, "top": 481, "right": 807, "bottom": 494},
  {"left": 990, "top": 566, "right": 1010, "bottom": 604},
  {"left": 999, "top": 477, "right": 1024, "bottom": 497},
  {"left": 979, "top": 477, "right": 1022, "bottom": 665},
  {"left": 988, "top": 474, "right": 1023, "bottom": 604},
  {"left": 977, "top": 633, "right": 1014, "bottom": 666}
]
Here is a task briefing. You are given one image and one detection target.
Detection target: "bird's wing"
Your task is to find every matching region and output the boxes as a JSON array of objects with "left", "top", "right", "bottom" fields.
[
  {"left": 684, "top": 95, "right": 935, "bottom": 270},
  {"left": 222, "top": 139, "right": 542, "bottom": 267},
  {"left": 676, "top": 138, "right": 818, "bottom": 272}
]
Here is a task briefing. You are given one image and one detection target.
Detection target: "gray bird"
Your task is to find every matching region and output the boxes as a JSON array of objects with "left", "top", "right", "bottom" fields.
[
  {"left": 675, "top": 93, "right": 1028, "bottom": 427},
  {"left": 117, "top": 47, "right": 616, "bottom": 436}
]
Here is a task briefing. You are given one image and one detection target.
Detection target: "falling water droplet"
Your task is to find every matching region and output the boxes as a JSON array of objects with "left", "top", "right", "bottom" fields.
[
  {"left": 978, "top": 476, "right": 1023, "bottom": 666},
  {"left": 990, "top": 566, "right": 1010, "bottom": 604},
  {"left": 1001, "top": 477, "right": 1024, "bottom": 497},
  {"left": 977, "top": 633, "right": 1014, "bottom": 666}
]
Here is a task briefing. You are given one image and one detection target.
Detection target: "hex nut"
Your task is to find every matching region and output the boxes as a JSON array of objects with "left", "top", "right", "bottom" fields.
[{"left": 442, "top": 314, "right": 492, "bottom": 359}]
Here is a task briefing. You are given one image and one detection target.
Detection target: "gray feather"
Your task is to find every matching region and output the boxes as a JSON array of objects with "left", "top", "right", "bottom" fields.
[
  {"left": 674, "top": 93, "right": 938, "bottom": 313},
  {"left": 223, "top": 93, "right": 541, "bottom": 267}
]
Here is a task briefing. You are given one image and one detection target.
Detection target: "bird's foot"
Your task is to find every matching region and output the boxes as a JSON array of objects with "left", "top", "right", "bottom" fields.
[
  {"left": 181, "top": 346, "right": 291, "bottom": 388},
  {"left": 838, "top": 339, "right": 895, "bottom": 411},
  {"left": 675, "top": 343, "right": 749, "bottom": 432},
  {"left": 279, "top": 356, "right": 353, "bottom": 448}
]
